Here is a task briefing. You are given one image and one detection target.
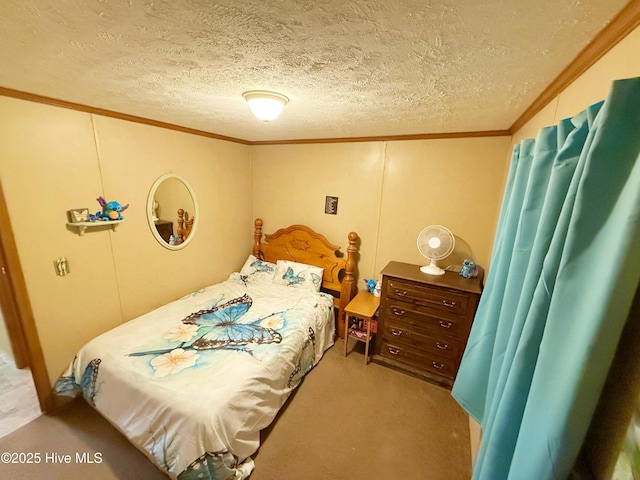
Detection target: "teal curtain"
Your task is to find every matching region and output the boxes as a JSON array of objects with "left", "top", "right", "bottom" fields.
[{"left": 452, "top": 77, "right": 640, "bottom": 480}]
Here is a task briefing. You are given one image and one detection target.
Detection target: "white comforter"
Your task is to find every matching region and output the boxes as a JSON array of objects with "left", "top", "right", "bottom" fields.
[{"left": 56, "top": 274, "right": 335, "bottom": 479}]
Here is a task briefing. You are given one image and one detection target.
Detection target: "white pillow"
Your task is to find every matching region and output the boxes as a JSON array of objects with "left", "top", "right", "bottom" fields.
[
  {"left": 273, "top": 260, "right": 324, "bottom": 292},
  {"left": 238, "top": 254, "right": 276, "bottom": 283}
]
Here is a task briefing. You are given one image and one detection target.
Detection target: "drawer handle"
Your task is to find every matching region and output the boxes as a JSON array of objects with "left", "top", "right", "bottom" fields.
[
  {"left": 439, "top": 320, "right": 452, "bottom": 329},
  {"left": 390, "top": 328, "right": 404, "bottom": 336},
  {"left": 443, "top": 300, "right": 457, "bottom": 308},
  {"left": 388, "top": 347, "right": 400, "bottom": 355},
  {"left": 391, "top": 308, "right": 406, "bottom": 317},
  {"left": 432, "top": 361, "right": 445, "bottom": 370},
  {"left": 436, "top": 341, "right": 450, "bottom": 350},
  {"left": 395, "top": 290, "right": 408, "bottom": 297}
]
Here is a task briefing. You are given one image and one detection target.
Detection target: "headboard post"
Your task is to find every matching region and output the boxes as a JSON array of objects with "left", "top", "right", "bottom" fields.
[
  {"left": 253, "top": 218, "right": 264, "bottom": 259},
  {"left": 338, "top": 231, "right": 359, "bottom": 338},
  {"left": 176, "top": 208, "right": 185, "bottom": 243}
]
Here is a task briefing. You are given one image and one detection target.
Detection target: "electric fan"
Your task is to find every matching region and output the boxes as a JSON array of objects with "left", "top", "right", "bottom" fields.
[{"left": 416, "top": 225, "right": 455, "bottom": 275}]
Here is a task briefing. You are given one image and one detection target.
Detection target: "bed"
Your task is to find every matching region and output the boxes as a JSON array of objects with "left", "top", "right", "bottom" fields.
[{"left": 55, "top": 219, "right": 358, "bottom": 479}]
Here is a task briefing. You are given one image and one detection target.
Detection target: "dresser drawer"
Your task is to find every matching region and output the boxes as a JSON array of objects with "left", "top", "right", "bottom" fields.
[
  {"left": 379, "top": 339, "right": 457, "bottom": 379},
  {"left": 382, "top": 322, "right": 462, "bottom": 359},
  {"left": 387, "top": 279, "right": 469, "bottom": 316},
  {"left": 382, "top": 300, "right": 464, "bottom": 337}
]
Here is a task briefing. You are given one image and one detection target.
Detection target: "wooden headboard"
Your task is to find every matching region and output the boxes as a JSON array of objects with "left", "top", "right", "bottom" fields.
[{"left": 252, "top": 218, "right": 358, "bottom": 339}]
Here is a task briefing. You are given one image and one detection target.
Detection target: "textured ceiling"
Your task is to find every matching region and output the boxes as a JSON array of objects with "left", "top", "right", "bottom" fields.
[{"left": 0, "top": 0, "right": 631, "bottom": 142}]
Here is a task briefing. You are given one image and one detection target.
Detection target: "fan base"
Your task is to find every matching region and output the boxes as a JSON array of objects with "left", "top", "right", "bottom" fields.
[{"left": 420, "top": 264, "right": 445, "bottom": 276}]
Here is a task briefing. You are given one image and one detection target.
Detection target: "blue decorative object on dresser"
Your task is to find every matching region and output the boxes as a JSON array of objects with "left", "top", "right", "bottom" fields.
[{"left": 459, "top": 258, "right": 478, "bottom": 278}]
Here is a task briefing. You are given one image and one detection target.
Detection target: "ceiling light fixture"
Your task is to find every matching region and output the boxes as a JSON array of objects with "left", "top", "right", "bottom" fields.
[{"left": 242, "top": 90, "right": 289, "bottom": 122}]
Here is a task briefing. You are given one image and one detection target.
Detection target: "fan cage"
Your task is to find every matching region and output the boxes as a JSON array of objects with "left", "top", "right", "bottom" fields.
[{"left": 416, "top": 225, "right": 455, "bottom": 275}]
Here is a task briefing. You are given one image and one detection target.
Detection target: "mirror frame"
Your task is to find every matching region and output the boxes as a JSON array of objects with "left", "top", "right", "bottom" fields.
[{"left": 146, "top": 174, "right": 199, "bottom": 250}]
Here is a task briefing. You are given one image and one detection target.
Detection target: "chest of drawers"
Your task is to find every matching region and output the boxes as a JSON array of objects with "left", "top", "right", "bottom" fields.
[{"left": 372, "top": 261, "right": 482, "bottom": 389}]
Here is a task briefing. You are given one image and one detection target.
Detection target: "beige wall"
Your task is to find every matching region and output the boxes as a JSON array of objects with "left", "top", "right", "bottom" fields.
[
  {"left": 251, "top": 142, "right": 386, "bottom": 285},
  {"left": 0, "top": 98, "right": 252, "bottom": 385},
  {"left": 252, "top": 137, "right": 512, "bottom": 287},
  {"left": 378, "top": 138, "right": 511, "bottom": 274}
]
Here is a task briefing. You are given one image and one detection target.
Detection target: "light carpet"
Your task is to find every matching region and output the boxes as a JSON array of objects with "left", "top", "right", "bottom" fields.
[{"left": 0, "top": 343, "right": 471, "bottom": 479}]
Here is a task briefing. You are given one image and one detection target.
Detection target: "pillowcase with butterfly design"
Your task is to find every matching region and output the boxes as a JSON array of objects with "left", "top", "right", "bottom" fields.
[
  {"left": 238, "top": 254, "right": 277, "bottom": 284},
  {"left": 273, "top": 259, "right": 324, "bottom": 292}
]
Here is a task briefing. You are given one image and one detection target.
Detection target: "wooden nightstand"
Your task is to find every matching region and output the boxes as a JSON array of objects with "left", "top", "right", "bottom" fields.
[{"left": 344, "top": 291, "right": 380, "bottom": 364}]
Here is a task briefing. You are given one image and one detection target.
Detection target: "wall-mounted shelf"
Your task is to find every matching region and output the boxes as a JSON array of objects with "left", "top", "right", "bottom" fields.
[{"left": 67, "top": 220, "right": 123, "bottom": 236}]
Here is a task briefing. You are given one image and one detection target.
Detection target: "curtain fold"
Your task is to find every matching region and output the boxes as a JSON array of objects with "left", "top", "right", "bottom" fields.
[{"left": 452, "top": 77, "right": 640, "bottom": 480}]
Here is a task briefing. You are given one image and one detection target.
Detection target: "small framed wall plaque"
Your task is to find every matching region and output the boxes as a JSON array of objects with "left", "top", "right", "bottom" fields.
[
  {"left": 67, "top": 208, "right": 90, "bottom": 223},
  {"left": 325, "top": 196, "right": 338, "bottom": 215}
]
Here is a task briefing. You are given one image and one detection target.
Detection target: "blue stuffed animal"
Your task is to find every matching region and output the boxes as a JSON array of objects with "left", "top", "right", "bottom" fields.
[
  {"left": 95, "top": 196, "right": 129, "bottom": 221},
  {"left": 460, "top": 259, "right": 478, "bottom": 278},
  {"left": 364, "top": 279, "right": 377, "bottom": 294}
]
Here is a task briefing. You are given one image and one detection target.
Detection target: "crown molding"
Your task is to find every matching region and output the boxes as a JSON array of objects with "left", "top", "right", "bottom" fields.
[
  {"left": 510, "top": 0, "right": 640, "bottom": 134},
  {"left": 0, "top": 86, "right": 251, "bottom": 145},
  {"left": 249, "top": 130, "right": 511, "bottom": 145}
]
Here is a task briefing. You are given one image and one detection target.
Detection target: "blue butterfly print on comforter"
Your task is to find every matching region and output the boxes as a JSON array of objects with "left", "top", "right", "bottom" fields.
[
  {"left": 183, "top": 294, "right": 282, "bottom": 349},
  {"left": 130, "top": 294, "right": 283, "bottom": 358},
  {"left": 55, "top": 358, "right": 102, "bottom": 406}
]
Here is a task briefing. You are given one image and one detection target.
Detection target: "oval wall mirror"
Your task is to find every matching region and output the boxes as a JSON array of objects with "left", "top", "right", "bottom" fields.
[{"left": 147, "top": 174, "right": 199, "bottom": 250}]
